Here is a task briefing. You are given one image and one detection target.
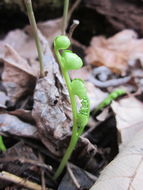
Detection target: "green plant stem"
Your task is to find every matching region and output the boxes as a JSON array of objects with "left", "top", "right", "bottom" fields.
[
  {"left": 53, "top": 50, "right": 78, "bottom": 180},
  {"left": 62, "top": 0, "right": 69, "bottom": 35},
  {"left": 0, "top": 136, "right": 6, "bottom": 152},
  {"left": 53, "top": 131, "right": 78, "bottom": 180},
  {"left": 25, "top": 0, "right": 44, "bottom": 78}
]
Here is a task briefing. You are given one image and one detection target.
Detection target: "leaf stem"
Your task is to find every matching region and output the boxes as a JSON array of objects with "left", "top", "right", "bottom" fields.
[
  {"left": 25, "top": 0, "right": 44, "bottom": 78},
  {"left": 62, "top": 0, "right": 70, "bottom": 35}
]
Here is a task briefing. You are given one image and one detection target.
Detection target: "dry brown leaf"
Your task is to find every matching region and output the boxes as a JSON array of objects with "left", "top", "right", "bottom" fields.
[
  {"left": 0, "top": 91, "right": 9, "bottom": 108},
  {"left": 90, "top": 128, "right": 143, "bottom": 190},
  {"left": 85, "top": 82, "right": 108, "bottom": 111},
  {"left": 111, "top": 96, "right": 143, "bottom": 146},
  {"left": 0, "top": 114, "right": 38, "bottom": 138},
  {"left": 0, "top": 43, "right": 36, "bottom": 77},
  {"left": 37, "top": 18, "right": 62, "bottom": 46},
  {"left": 1, "top": 29, "right": 41, "bottom": 76},
  {"left": 32, "top": 31, "right": 72, "bottom": 156},
  {"left": 85, "top": 29, "right": 143, "bottom": 74},
  {"left": 0, "top": 43, "right": 36, "bottom": 105}
]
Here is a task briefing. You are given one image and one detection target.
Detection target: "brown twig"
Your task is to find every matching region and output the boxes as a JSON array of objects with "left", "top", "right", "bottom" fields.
[
  {"left": 0, "top": 171, "right": 44, "bottom": 190},
  {"left": 0, "top": 157, "right": 52, "bottom": 172},
  {"left": 67, "top": 164, "right": 81, "bottom": 189},
  {"left": 69, "top": 19, "right": 80, "bottom": 39},
  {"left": 68, "top": 0, "right": 81, "bottom": 23}
]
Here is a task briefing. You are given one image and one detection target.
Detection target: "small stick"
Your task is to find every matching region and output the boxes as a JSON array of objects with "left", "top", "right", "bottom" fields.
[
  {"left": 69, "top": 19, "right": 79, "bottom": 39},
  {"left": 0, "top": 171, "right": 44, "bottom": 190},
  {"left": 39, "top": 153, "right": 46, "bottom": 190},
  {"left": 25, "top": 0, "right": 44, "bottom": 78},
  {"left": 0, "top": 157, "right": 52, "bottom": 171},
  {"left": 62, "top": 0, "right": 70, "bottom": 35},
  {"left": 67, "top": 164, "right": 81, "bottom": 189},
  {"left": 68, "top": 0, "right": 81, "bottom": 23}
]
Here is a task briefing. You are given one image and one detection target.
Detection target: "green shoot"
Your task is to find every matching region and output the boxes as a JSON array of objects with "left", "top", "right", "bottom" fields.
[
  {"left": 94, "top": 89, "right": 126, "bottom": 114},
  {"left": 53, "top": 0, "right": 90, "bottom": 180},
  {"left": 0, "top": 136, "right": 6, "bottom": 152},
  {"left": 53, "top": 36, "right": 90, "bottom": 180},
  {"left": 25, "top": 0, "right": 44, "bottom": 78}
]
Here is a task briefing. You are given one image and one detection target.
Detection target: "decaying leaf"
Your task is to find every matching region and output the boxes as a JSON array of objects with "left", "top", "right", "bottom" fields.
[
  {"left": 0, "top": 91, "right": 9, "bottom": 108},
  {"left": 0, "top": 141, "right": 40, "bottom": 189},
  {"left": 0, "top": 114, "right": 38, "bottom": 138},
  {"left": 111, "top": 96, "right": 143, "bottom": 146},
  {"left": 1, "top": 29, "right": 41, "bottom": 76},
  {"left": 90, "top": 128, "right": 143, "bottom": 190},
  {"left": 86, "top": 82, "right": 108, "bottom": 111},
  {"left": 32, "top": 31, "right": 72, "bottom": 156},
  {"left": 0, "top": 43, "right": 36, "bottom": 105},
  {"left": 37, "top": 18, "right": 62, "bottom": 46},
  {"left": 85, "top": 29, "right": 143, "bottom": 74},
  {"left": 58, "top": 163, "right": 96, "bottom": 190}
]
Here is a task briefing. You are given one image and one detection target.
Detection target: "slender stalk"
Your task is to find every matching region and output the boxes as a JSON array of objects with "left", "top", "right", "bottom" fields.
[
  {"left": 53, "top": 132, "right": 78, "bottom": 180},
  {"left": 0, "top": 136, "right": 6, "bottom": 152},
  {"left": 53, "top": 50, "right": 78, "bottom": 180},
  {"left": 25, "top": 0, "right": 44, "bottom": 78},
  {"left": 62, "top": 0, "right": 70, "bottom": 35}
]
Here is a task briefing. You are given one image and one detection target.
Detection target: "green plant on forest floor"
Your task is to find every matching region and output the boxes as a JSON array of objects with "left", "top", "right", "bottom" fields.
[
  {"left": 53, "top": 35, "right": 90, "bottom": 180},
  {"left": 53, "top": 0, "right": 90, "bottom": 180},
  {"left": 94, "top": 89, "right": 126, "bottom": 114},
  {"left": 24, "top": 0, "right": 90, "bottom": 180}
]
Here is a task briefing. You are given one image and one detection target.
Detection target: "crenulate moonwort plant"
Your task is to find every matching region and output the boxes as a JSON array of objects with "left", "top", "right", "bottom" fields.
[{"left": 53, "top": 35, "right": 90, "bottom": 180}]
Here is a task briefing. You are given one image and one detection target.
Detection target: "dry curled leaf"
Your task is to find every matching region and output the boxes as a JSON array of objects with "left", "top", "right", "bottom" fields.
[
  {"left": 90, "top": 128, "right": 143, "bottom": 190},
  {"left": 111, "top": 96, "right": 143, "bottom": 146},
  {"left": 85, "top": 29, "right": 143, "bottom": 74}
]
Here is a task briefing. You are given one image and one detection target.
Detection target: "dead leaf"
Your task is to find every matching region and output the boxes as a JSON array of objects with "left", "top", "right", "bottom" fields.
[
  {"left": 0, "top": 91, "right": 9, "bottom": 108},
  {"left": 1, "top": 29, "right": 40, "bottom": 76},
  {"left": 0, "top": 43, "right": 36, "bottom": 77},
  {"left": 85, "top": 82, "right": 108, "bottom": 111},
  {"left": 0, "top": 43, "right": 36, "bottom": 105},
  {"left": 37, "top": 18, "right": 62, "bottom": 46},
  {"left": 0, "top": 114, "right": 38, "bottom": 138},
  {"left": 0, "top": 141, "right": 39, "bottom": 189},
  {"left": 32, "top": 31, "right": 72, "bottom": 156},
  {"left": 90, "top": 128, "right": 143, "bottom": 190},
  {"left": 58, "top": 163, "right": 96, "bottom": 190},
  {"left": 96, "top": 108, "right": 109, "bottom": 121},
  {"left": 85, "top": 29, "right": 143, "bottom": 74},
  {"left": 111, "top": 96, "right": 143, "bottom": 146}
]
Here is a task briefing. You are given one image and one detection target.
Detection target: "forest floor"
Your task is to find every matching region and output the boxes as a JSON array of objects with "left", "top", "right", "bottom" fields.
[{"left": 0, "top": 1, "right": 143, "bottom": 190}]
